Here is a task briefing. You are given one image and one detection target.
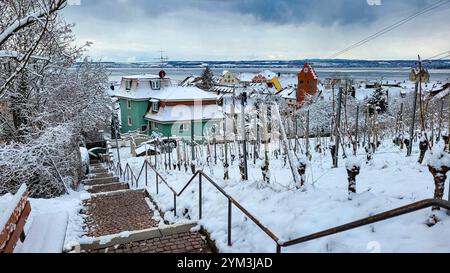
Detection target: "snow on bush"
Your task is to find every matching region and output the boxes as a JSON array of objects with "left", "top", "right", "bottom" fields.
[
  {"left": 0, "top": 125, "right": 74, "bottom": 197},
  {"left": 427, "top": 142, "right": 450, "bottom": 170},
  {"left": 345, "top": 156, "right": 362, "bottom": 170}
]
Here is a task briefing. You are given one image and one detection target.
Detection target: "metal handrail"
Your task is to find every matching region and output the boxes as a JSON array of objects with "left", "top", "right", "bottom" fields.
[
  {"left": 109, "top": 158, "right": 450, "bottom": 253},
  {"left": 279, "top": 198, "right": 450, "bottom": 249}
]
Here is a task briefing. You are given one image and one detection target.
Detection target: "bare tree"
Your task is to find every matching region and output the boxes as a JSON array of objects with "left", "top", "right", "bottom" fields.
[{"left": 0, "top": 0, "right": 111, "bottom": 197}]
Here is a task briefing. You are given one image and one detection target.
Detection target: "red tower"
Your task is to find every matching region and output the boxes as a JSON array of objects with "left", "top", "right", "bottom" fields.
[{"left": 297, "top": 63, "right": 318, "bottom": 107}]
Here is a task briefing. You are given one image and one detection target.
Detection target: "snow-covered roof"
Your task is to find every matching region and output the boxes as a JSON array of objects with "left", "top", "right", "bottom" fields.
[
  {"left": 278, "top": 87, "right": 297, "bottom": 100},
  {"left": 150, "top": 86, "right": 218, "bottom": 102},
  {"left": 111, "top": 74, "right": 171, "bottom": 100},
  {"left": 211, "top": 86, "right": 235, "bottom": 94},
  {"left": 179, "top": 76, "right": 200, "bottom": 87},
  {"left": 239, "top": 73, "right": 256, "bottom": 82},
  {"left": 432, "top": 89, "right": 449, "bottom": 101},
  {"left": 111, "top": 86, "right": 153, "bottom": 100},
  {"left": 278, "top": 75, "right": 298, "bottom": 89},
  {"left": 122, "top": 74, "right": 162, "bottom": 80},
  {"left": 135, "top": 144, "right": 159, "bottom": 155},
  {"left": 260, "top": 70, "right": 277, "bottom": 80},
  {"left": 145, "top": 104, "right": 223, "bottom": 123},
  {"left": 306, "top": 64, "right": 318, "bottom": 80}
]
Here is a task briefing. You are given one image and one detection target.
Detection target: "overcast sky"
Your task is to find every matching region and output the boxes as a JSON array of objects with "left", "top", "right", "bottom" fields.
[{"left": 61, "top": 0, "right": 450, "bottom": 61}]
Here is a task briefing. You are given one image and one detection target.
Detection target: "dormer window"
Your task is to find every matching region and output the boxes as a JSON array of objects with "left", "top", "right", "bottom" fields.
[
  {"left": 125, "top": 80, "right": 132, "bottom": 91},
  {"left": 150, "top": 80, "right": 161, "bottom": 90},
  {"left": 150, "top": 99, "right": 159, "bottom": 112}
]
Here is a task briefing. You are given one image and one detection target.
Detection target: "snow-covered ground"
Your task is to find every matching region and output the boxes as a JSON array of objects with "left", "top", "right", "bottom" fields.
[
  {"left": 114, "top": 140, "right": 450, "bottom": 253},
  {"left": 0, "top": 187, "right": 86, "bottom": 251}
]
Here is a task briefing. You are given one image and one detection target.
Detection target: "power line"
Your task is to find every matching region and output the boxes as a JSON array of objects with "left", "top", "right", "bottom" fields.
[
  {"left": 423, "top": 50, "right": 450, "bottom": 62},
  {"left": 328, "top": 0, "right": 450, "bottom": 59},
  {"left": 328, "top": 0, "right": 449, "bottom": 58}
]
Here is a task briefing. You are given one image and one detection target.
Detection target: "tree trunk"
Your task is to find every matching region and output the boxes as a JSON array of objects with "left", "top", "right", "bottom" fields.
[
  {"left": 428, "top": 165, "right": 449, "bottom": 226},
  {"left": 347, "top": 166, "right": 360, "bottom": 200}
]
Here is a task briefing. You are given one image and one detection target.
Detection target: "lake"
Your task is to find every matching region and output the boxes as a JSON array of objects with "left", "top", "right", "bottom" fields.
[{"left": 107, "top": 67, "right": 450, "bottom": 83}]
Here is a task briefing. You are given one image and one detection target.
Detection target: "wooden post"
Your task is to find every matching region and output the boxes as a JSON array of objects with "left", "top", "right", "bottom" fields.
[
  {"left": 223, "top": 118, "right": 229, "bottom": 180},
  {"left": 294, "top": 109, "right": 298, "bottom": 152},
  {"left": 438, "top": 99, "right": 444, "bottom": 142},
  {"left": 191, "top": 119, "right": 195, "bottom": 173},
  {"left": 354, "top": 105, "right": 359, "bottom": 156},
  {"left": 213, "top": 126, "right": 217, "bottom": 165},
  {"left": 306, "top": 110, "right": 310, "bottom": 157},
  {"left": 191, "top": 120, "right": 195, "bottom": 161},
  {"left": 334, "top": 88, "right": 343, "bottom": 168},
  {"left": 407, "top": 80, "right": 419, "bottom": 157},
  {"left": 167, "top": 136, "right": 171, "bottom": 170},
  {"left": 241, "top": 92, "right": 248, "bottom": 180}
]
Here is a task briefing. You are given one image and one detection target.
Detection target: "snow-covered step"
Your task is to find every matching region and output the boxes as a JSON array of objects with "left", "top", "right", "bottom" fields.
[
  {"left": 85, "top": 182, "right": 129, "bottom": 194},
  {"left": 83, "top": 176, "right": 119, "bottom": 186},
  {"left": 90, "top": 168, "right": 108, "bottom": 174},
  {"left": 88, "top": 172, "right": 114, "bottom": 179}
]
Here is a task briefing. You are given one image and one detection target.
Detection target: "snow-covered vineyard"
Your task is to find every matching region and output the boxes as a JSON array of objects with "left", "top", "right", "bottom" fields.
[{"left": 1, "top": 0, "right": 450, "bottom": 254}]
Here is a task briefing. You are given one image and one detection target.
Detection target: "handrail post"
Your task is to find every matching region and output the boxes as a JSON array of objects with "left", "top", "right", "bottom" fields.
[
  {"left": 156, "top": 175, "right": 159, "bottom": 194},
  {"left": 199, "top": 173, "right": 202, "bottom": 220},
  {"left": 174, "top": 192, "right": 177, "bottom": 217},
  {"left": 145, "top": 161, "right": 148, "bottom": 187},
  {"left": 228, "top": 199, "right": 232, "bottom": 246},
  {"left": 276, "top": 244, "right": 281, "bottom": 253}
]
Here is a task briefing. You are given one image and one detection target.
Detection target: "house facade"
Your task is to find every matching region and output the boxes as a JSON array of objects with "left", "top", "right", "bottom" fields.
[
  {"left": 112, "top": 74, "right": 171, "bottom": 134},
  {"left": 297, "top": 63, "right": 318, "bottom": 106},
  {"left": 144, "top": 86, "right": 222, "bottom": 139},
  {"left": 252, "top": 74, "right": 267, "bottom": 83},
  {"left": 219, "top": 71, "right": 240, "bottom": 86}
]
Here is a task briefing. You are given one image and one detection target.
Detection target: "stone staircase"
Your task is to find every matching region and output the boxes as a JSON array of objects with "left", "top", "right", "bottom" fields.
[{"left": 74, "top": 162, "right": 215, "bottom": 253}]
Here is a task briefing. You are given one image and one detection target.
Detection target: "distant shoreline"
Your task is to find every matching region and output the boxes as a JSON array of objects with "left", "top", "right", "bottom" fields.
[{"left": 77, "top": 59, "right": 450, "bottom": 70}]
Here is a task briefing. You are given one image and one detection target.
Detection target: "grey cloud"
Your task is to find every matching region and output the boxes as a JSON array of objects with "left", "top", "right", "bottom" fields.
[{"left": 65, "top": 0, "right": 437, "bottom": 26}]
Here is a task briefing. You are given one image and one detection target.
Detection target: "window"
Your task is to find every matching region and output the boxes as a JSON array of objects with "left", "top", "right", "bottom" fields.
[
  {"left": 152, "top": 102, "right": 159, "bottom": 112},
  {"left": 179, "top": 123, "right": 189, "bottom": 133},
  {"left": 141, "top": 125, "right": 148, "bottom": 132},
  {"left": 150, "top": 80, "right": 161, "bottom": 90},
  {"left": 125, "top": 80, "right": 132, "bottom": 90},
  {"left": 299, "top": 80, "right": 304, "bottom": 84},
  {"left": 127, "top": 100, "right": 132, "bottom": 109},
  {"left": 127, "top": 117, "right": 132, "bottom": 126}
]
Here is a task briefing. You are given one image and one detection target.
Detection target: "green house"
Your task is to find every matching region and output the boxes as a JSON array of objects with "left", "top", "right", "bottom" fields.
[
  {"left": 112, "top": 75, "right": 222, "bottom": 139},
  {"left": 113, "top": 74, "right": 171, "bottom": 134},
  {"left": 144, "top": 86, "right": 222, "bottom": 140}
]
